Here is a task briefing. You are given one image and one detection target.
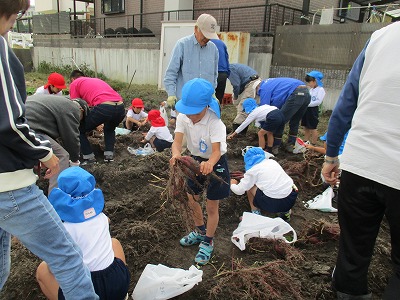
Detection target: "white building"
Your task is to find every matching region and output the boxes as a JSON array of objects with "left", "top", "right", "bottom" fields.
[{"left": 35, "top": 0, "right": 94, "bottom": 15}]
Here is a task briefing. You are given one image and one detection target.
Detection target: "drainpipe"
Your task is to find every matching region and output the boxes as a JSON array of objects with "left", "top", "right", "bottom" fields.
[
  {"left": 301, "top": 0, "right": 310, "bottom": 25},
  {"left": 140, "top": 0, "right": 143, "bottom": 29}
]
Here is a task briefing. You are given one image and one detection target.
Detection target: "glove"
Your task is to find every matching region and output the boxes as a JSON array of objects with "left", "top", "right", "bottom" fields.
[{"left": 167, "top": 96, "right": 177, "bottom": 107}]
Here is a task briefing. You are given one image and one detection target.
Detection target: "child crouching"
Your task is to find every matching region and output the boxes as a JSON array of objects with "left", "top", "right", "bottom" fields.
[
  {"left": 141, "top": 109, "right": 173, "bottom": 152},
  {"left": 230, "top": 147, "right": 297, "bottom": 222},
  {"left": 36, "top": 167, "right": 130, "bottom": 300}
]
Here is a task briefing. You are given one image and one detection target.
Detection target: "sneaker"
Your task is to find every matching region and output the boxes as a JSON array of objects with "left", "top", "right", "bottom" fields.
[
  {"left": 195, "top": 241, "right": 214, "bottom": 265},
  {"left": 180, "top": 231, "right": 205, "bottom": 246},
  {"left": 271, "top": 146, "right": 280, "bottom": 155},
  {"left": 81, "top": 158, "right": 97, "bottom": 166},
  {"left": 285, "top": 144, "right": 295, "bottom": 153},
  {"left": 104, "top": 155, "right": 114, "bottom": 162},
  {"left": 276, "top": 209, "right": 291, "bottom": 222},
  {"left": 251, "top": 209, "right": 261, "bottom": 215}
]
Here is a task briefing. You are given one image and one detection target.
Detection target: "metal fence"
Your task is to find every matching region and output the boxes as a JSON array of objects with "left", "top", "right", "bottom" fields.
[
  {"left": 80, "top": 4, "right": 305, "bottom": 38},
  {"left": 18, "top": 4, "right": 308, "bottom": 38}
]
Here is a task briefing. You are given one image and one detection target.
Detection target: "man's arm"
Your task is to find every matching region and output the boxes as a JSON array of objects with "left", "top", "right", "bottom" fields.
[{"left": 0, "top": 37, "right": 53, "bottom": 163}]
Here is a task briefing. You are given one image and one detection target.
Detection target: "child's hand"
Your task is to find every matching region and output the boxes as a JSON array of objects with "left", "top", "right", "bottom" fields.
[
  {"left": 169, "top": 154, "right": 181, "bottom": 166},
  {"left": 199, "top": 161, "right": 213, "bottom": 175},
  {"left": 227, "top": 132, "right": 236, "bottom": 140},
  {"left": 230, "top": 178, "right": 238, "bottom": 185}
]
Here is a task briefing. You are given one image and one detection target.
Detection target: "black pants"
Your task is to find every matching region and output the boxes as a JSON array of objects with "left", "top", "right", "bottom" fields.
[
  {"left": 333, "top": 171, "right": 400, "bottom": 297},
  {"left": 215, "top": 72, "right": 229, "bottom": 103}
]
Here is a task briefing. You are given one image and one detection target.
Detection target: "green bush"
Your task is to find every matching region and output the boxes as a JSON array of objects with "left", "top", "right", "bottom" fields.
[{"left": 37, "top": 62, "right": 107, "bottom": 81}]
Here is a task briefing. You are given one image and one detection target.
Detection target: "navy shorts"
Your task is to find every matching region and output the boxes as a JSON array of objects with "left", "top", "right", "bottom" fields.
[
  {"left": 187, "top": 154, "right": 230, "bottom": 200},
  {"left": 301, "top": 106, "right": 319, "bottom": 129},
  {"left": 153, "top": 137, "right": 172, "bottom": 152},
  {"left": 259, "top": 109, "right": 285, "bottom": 134},
  {"left": 253, "top": 189, "right": 298, "bottom": 213},
  {"left": 58, "top": 258, "right": 130, "bottom": 300}
]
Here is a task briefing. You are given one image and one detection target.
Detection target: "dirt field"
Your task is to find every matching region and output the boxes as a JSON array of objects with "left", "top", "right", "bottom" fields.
[{"left": 0, "top": 82, "right": 392, "bottom": 299}]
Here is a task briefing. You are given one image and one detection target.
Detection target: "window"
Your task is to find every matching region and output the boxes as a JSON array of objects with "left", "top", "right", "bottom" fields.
[{"left": 102, "top": 0, "right": 125, "bottom": 14}]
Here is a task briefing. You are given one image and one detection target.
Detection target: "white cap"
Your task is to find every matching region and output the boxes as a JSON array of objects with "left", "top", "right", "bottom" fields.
[{"left": 196, "top": 14, "right": 219, "bottom": 40}]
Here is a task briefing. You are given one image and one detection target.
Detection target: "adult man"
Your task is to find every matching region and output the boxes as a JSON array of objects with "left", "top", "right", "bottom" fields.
[
  {"left": 164, "top": 13, "right": 219, "bottom": 107},
  {"left": 34, "top": 72, "right": 67, "bottom": 95},
  {"left": 256, "top": 77, "right": 310, "bottom": 154},
  {"left": 69, "top": 70, "right": 125, "bottom": 164},
  {"left": 322, "top": 22, "right": 400, "bottom": 299},
  {"left": 0, "top": 2, "right": 98, "bottom": 298},
  {"left": 25, "top": 94, "right": 88, "bottom": 193},
  {"left": 211, "top": 38, "right": 230, "bottom": 103},
  {"left": 228, "top": 63, "right": 260, "bottom": 132}
]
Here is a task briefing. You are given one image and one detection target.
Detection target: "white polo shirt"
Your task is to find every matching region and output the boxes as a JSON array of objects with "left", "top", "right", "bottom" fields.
[
  {"left": 145, "top": 126, "right": 174, "bottom": 142},
  {"left": 175, "top": 108, "right": 227, "bottom": 159}
]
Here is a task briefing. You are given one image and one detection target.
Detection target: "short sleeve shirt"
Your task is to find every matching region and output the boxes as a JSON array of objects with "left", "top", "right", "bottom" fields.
[{"left": 175, "top": 109, "right": 227, "bottom": 158}]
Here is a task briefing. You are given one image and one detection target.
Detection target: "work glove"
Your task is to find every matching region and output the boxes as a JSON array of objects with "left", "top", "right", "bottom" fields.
[{"left": 167, "top": 95, "right": 177, "bottom": 107}]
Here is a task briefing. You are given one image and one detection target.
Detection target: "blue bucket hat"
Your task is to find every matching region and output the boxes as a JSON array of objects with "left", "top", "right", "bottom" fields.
[
  {"left": 175, "top": 78, "right": 221, "bottom": 118},
  {"left": 49, "top": 167, "right": 104, "bottom": 223},
  {"left": 307, "top": 70, "right": 324, "bottom": 87},
  {"left": 242, "top": 98, "right": 258, "bottom": 114},
  {"left": 244, "top": 147, "right": 267, "bottom": 171}
]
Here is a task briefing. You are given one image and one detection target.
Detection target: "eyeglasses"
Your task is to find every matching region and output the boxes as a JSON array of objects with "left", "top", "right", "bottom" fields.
[{"left": 16, "top": 10, "right": 26, "bottom": 20}]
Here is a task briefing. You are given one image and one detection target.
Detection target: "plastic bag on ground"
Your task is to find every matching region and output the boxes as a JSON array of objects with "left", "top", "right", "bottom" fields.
[
  {"left": 132, "top": 264, "right": 203, "bottom": 300},
  {"left": 231, "top": 212, "right": 297, "bottom": 251},
  {"left": 127, "top": 143, "right": 155, "bottom": 156},
  {"left": 303, "top": 186, "right": 338, "bottom": 212},
  {"left": 115, "top": 127, "right": 132, "bottom": 135},
  {"left": 293, "top": 137, "right": 307, "bottom": 154}
]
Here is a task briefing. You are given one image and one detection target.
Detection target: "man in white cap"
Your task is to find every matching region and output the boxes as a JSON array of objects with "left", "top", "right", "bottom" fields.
[{"left": 164, "top": 13, "right": 219, "bottom": 108}]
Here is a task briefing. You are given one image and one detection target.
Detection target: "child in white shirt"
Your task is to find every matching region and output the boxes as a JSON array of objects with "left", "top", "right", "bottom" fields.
[
  {"left": 228, "top": 98, "right": 284, "bottom": 153},
  {"left": 125, "top": 98, "right": 148, "bottom": 130},
  {"left": 170, "top": 78, "right": 230, "bottom": 265},
  {"left": 301, "top": 71, "right": 326, "bottom": 144},
  {"left": 36, "top": 167, "right": 130, "bottom": 300},
  {"left": 141, "top": 109, "right": 173, "bottom": 152},
  {"left": 230, "top": 147, "right": 298, "bottom": 222}
]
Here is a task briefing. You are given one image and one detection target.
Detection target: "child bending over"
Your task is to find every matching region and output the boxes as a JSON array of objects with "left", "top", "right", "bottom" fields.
[
  {"left": 228, "top": 98, "right": 284, "bottom": 154},
  {"left": 36, "top": 167, "right": 130, "bottom": 300},
  {"left": 141, "top": 109, "right": 173, "bottom": 152},
  {"left": 230, "top": 147, "right": 298, "bottom": 222}
]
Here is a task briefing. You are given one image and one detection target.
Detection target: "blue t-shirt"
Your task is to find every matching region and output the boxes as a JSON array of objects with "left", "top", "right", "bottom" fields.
[{"left": 258, "top": 77, "right": 304, "bottom": 109}]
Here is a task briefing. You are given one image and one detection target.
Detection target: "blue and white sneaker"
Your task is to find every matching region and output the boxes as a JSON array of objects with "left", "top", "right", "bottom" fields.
[
  {"left": 180, "top": 231, "right": 205, "bottom": 246},
  {"left": 195, "top": 241, "right": 214, "bottom": 265}
]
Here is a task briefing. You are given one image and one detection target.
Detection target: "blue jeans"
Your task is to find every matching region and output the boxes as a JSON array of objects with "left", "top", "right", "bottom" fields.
[
  {"left": 0, "top": 184, "right": 98, "bottom": 299},
  {"left": 81, "top": 103, "right": 125, "bottom": 157},
  {"left": 276, "top": 87, "right": 311, "bottom": 144}
]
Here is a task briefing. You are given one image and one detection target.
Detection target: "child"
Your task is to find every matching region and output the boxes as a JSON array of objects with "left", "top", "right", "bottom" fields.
[
  {"left": 230, "top": 147, "right": 298, "bottom": 222},
  {"left": 125, "top": 98, "right": 148, "bottom": 130},
  {"left": 170, "top": 78, "right": 230, "bottom": 265},
  {"left": 141, "top": 109, "right": 173, "bottom": 152},
  {"left": 305, "top": 131, "right": 349, "bottom": 155},
  {"left": 301, "top": 71, "right": 326, "bottom": 145},
  {"left": 34, "top": 72, "right": 67, "bottom": 96},
  {"left": 227, "top": 98, "right": 284, "bottom": 153},
  {"left": 36, "top": 167, "right": 131, "bottom": 300}
]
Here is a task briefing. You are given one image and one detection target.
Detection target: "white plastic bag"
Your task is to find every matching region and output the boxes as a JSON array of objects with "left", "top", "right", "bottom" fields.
[
  {"left": 293, "top": 137, "right": 307, "bottom": 154},
  {"left": 127, "top": 143, "right": 155, "bottom": 156},
  {"left": 231, "top": 212, "right": 297, "bottom": 251},
  {"left": 132, "top": 264, "right": 203, "bottom": 300},
  {"left": 303, "top": 186, "right": 337, "bottom": 213},
  {"left": 160, "top": 105, "right": 168, "bottom": 127}
]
